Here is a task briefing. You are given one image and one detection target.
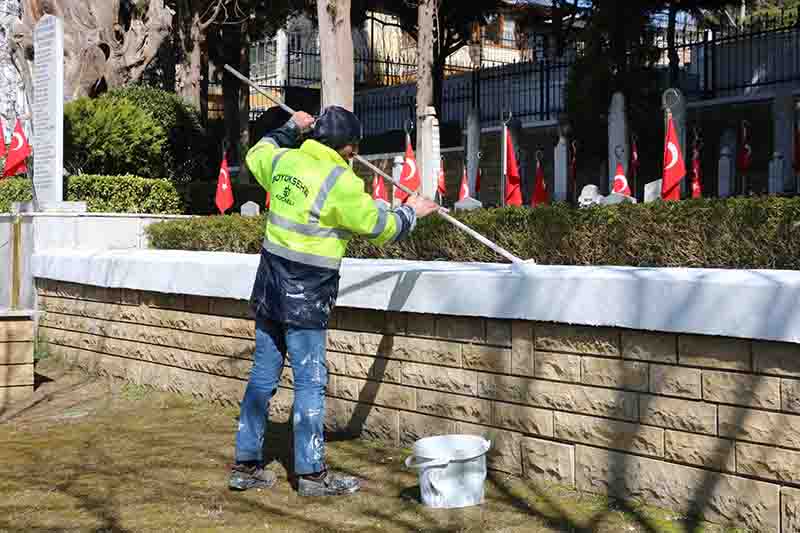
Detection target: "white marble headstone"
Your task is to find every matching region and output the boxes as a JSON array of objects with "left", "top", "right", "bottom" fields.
[
  {"left": 240, "top": 201, "right": 260, "bottom": 217},
  {"left": 32, "top": 15, "right": 64, "bottom": 205},
  {"left": 644, "top": 180, "right": 662, "bottom": 203}
]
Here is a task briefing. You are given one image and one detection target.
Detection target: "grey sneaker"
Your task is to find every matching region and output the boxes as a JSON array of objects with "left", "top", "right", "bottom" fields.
[
  {"left": 228, "top": 463, "right": 277, "bottom": 491},
  {"left": 297, "top": 469, "right": 360, "bottom": 497}
]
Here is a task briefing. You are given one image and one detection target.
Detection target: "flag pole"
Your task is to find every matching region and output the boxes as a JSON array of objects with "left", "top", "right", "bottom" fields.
[
  {"left": 223, "top": 64, "right": 527, "bottom": 265},
  {"left": 501, "top": 112, "right": 508, "bottom": 207}
]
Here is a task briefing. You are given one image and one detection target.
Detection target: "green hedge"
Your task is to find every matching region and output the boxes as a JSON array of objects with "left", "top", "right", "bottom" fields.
[
  {"left": 144, "top": 197, "right": 800, "bottom": 269},
  {"left": 0, "top": 175, "right": 183, "bottom": 214}
]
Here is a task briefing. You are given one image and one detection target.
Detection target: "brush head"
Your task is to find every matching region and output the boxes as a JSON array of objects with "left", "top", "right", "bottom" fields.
[{"left": 510, "top": 260, "right": 538, "bottom": 274}]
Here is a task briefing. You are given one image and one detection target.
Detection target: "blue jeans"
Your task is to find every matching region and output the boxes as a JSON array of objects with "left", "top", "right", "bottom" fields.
[{"left": 235, "top": 318, "right": 328, "bottom": 475}]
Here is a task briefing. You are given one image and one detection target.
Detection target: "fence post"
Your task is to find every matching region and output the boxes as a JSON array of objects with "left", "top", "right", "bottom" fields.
[
  {"left": 539, "top": 60, "right": 545, "bottom": 121},
  {"left": 544, "top": 59, "right": 551, "bottom": 121}
]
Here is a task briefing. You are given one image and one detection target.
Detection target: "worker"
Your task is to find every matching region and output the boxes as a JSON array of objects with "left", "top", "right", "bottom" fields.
[{"left": 229, "top": 106, "right": 439, "bottom": 497}]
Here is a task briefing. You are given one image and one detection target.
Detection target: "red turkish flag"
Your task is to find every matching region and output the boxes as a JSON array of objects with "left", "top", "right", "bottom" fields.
[
  {"left": 458, "top": 165, "right": 470, "bottom": 201},
  {"left": 394, "top": 134, "right": 420, "bottom": 203},
  {"left": 372, "top": 174, "right": 389, "bottom": 206},
  {"left": 612, "top": 163, "right": 631, "bottom": 196},
  {"left": 631, "top": 139, "right": 639, "bottom": 182},
  {"left": 476, "top": 166, "right": 482, "bottom": 194},
  {"left": 3, "top": 119, "right": 30, "bottom": 177},
  {"left": 0, "top": 119, "right": 6, "bottom": 159},
  {"left": 691, "top": 145, "right": 702, "bottom": 199},
  {"left": 661, "top": 115, "right": 686, "bottom": 201},
  {"left": 437, "top": 158, "right": 446, "bottom": 199},
  {"left": 265, "top": 191, "right": 270, "bottom": 210},
  {"left": 737, "top": 120, "right": 752, "bottom": 172},
  {"left": 531, "top": 159, "right": 549, "bottom": 207},
  {"left": 215, "top": 153, "right": 234, "bottom": 214},
  {"left": 504, "top": 129, "right": 523, "bottom": 206}
]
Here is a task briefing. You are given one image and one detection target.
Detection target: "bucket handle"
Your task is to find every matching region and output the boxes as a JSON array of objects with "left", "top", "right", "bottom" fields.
[{"left": 404, "top": 455, "right": 450, "bottom": 469}]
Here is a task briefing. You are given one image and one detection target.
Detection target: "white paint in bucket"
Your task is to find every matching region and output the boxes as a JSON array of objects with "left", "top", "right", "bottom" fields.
[{"left": 404, "top": 434, "right": 491, "bottom": 509}]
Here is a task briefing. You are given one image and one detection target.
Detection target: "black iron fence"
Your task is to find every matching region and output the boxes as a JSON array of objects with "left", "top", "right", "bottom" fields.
[{"left": 209, "top": 8, "right": 799, "bottom": 137}]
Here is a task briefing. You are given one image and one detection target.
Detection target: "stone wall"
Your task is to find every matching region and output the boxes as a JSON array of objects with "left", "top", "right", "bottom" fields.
[
  {"left": 0, "top": 316, "right": 34, "bottom": 411},
  {"left": 35, "top": 278, "right": 800, "bottom": 532}
]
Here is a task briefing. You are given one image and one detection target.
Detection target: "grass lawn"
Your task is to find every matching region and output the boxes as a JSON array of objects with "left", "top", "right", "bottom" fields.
[{"left": 0, "top": 357, "right": 748, "bottom": 533}]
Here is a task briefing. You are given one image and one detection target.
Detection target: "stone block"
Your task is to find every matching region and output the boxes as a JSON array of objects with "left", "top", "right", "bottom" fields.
[
  {"left": 0, "top": 321, "right": 34, "bottom": 342},
  {"left": 400, "top": 412, "right": 456, "bottom": 448},
  {"left": 325, "top": 351, "right": 347, "bottom": 376},
  {"left": 435, "top": 316, "right": 485, "bottom": 343},
  {"left": 536, "top": 324, "right": 619, "bottom": 357},
  {"left": 0, "top": 385, "right": 33, "bottom": 409},
  {"left": 783, "top": 379, "right": 800, "bottom": 413},
  {"left": 337, "top": 377, "right": 413, "bottom": 410},
  {"left": 355, "top": 405, "right": 400, "bottom": 446},
  {"left": 346, "top": 355, "right": 403, "bottom": 384},
  {"left": 639, "top": 395, "right": 717, "bottom": 435},
  {"left": 140, "top": 291, "right": 185, "bottom": 311},
  {"left": 385, "top": 312, "right": 407, "bottom": 335},
  {"left": 575, "top": 446, "right": 780, "bottom": 532},
  {"left": 719, "top": 406, "right": 800, "bottom": 450},
  {"left": 581, "top": 357, "right": 648, "bottom": 391},
  {"left": 0, "top": 342, "right": 34, "bottom": 365},
  {"left": 405, "top": 313, "right": 437, "bottom": 338},
  {"left": 217, "top": 317, "right": 255, "bottom": 339},
  {"left": 650, "top": 364, "right": 701, "bottom": 399},
  {"left": 702, "top": 371, "right": 780, "bottom": 410},
  {"left": 324, "top": 397, "right": 356, "bottom": 435},
  {"left": 416, "top": 390, "right": 491, "bottom": 424},
  {"left": 184, "top": 296, "right": 210, "bottom": 314},
  {"left": 327, "top": 331, "right": 383, "bottom": 356},
  {"left": 462, "top": 344, "right": 511, "bottom": 374},
  {"left": 522, "top": 437, "right": 575, "bottom": 487},
  {"left": 621, "top": 331, "right": 677, "bottom": 363},
  {"left": 478, "top": 374, "right": 638, "bottom": 421},
  {"left": 678, "top": 335, "right": 751, "bottom": 371},
  {"left": 337, "top": 308, "right": 386, "bottom": 334},
  {"left": 555, "top": 412, "right": 664, "bottom": 456},
  {"left": 664, "top": 430, "right": 735, "bottom": 472},
  {"left": 459, "top": 422, "right": 523, "bottom": 475},
  {"left": 511, "top": 321, "right": 535, "bottom": 377},
  {"left": 208, "top": 298, "right": 251, "bottom": 318},
  {"left": 43, "top": 327, "right": 253, "bottom": 380},
  {"left": 754, "top": 341, "right": 800, "bottom": 377},
  {"left": 401, "top": 362, "right": 477, "bottom": 395},
  {"left": 535, "top": 352, "right": 581, "bottom": 383},
  {"left": 737, "top": 442, "right": 800, "bottom": 484},
  {"left": 783, "top": 487, "right": 800, "bottom": 533},
  {"left": 493, "top": 402, "right": 554, "bottom": 437},
  {"left": 0, "top": 364, "right": 34, "bottom": 386},
  {"left": 486, "top": 319, "right": 512, "bottom": 347},
  {"left": 268, "top": 387, "right": 294, "bottom": 423},
  {"left": 388, "top": 336, "right": 462, "bottom": 367}
]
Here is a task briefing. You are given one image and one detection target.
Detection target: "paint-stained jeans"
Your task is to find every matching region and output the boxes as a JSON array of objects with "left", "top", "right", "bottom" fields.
[{"left": 235, "top": 318, "right": 328, "bottom": 475}]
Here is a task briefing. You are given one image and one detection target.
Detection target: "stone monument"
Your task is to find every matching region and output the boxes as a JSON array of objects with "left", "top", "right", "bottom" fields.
[
  {"left": 467, "top": 108, "right": 481, "bottom": 198},
  {"left": 718, "top": 129, "right": 737, "bottom": 198},
  {"left": 554, "top": 134, "right": 569, "bottom": 203},
  {"left": 420, "top": 106, "right": 441, "bottom": 200},
  {"left": 774, "top": 89, "right": 794, "bottom": 192},
  {"left": 769, "top": 152, "right": 785, "bottom": 194},
  {"left": 240, "top": 201, "right": 260, "bottom": 217},
  {"left": 608, "top": 92, "right": 629, "bottom": 193},
  {"left": 644, "top": 180, "right": 662, "bottom": 203},
  {"left": 391, "top": 155, "right": 404, "bottom": 208}
]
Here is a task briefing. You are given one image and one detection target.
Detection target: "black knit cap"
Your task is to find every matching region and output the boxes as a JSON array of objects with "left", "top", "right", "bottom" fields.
[{"left": 311, "top": 105, "right": 363, "bottom": 149}]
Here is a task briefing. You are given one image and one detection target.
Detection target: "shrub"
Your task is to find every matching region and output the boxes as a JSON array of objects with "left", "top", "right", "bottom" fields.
[
  {"left": 104, "top": 86, "right": 211, "bottom": 182},
  {"left": 0, "top": 177, "right": 33, "bottom": 212},
  {"left": 0, "top": 175, "right": 183, "bottom": 214},
  {"left": 145, "top": 214, "right": 265, "bottom": 254},
  {"left": 64, "top": 97, "right": 166, "bottom": 178},
  {"left": 145, "top": 197, "right": 800, "bottom": 269}
]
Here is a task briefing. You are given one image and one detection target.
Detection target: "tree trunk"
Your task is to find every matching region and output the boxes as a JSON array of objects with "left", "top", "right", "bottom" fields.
[
  {"left": 667, "top": 4, "right": 680, "bottom": 88},
  {"left": 317, "top": 0, "right": 354, "bottom": 110},
  {"left": 176, "top": 10, "right": 203, "bottom": 110},
  {"left": 416, "top": 0, "right": 435, "bottom": 173},
  {"left": 10, "top": 0, "right": 173, "bottom": 104}
]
